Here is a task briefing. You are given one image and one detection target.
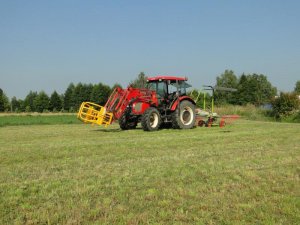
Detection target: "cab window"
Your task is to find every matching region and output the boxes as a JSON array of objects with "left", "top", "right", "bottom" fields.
[{"left": 147, "top": 81, "right": 167, "bottom": 97}]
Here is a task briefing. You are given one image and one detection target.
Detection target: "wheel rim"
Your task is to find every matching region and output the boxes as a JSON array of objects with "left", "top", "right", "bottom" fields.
[
  {"left": 180, "top": 107, "right": 194, "bottom": 125},
  {"left": 150, "top": 112, "right": 159, "bottom": 128}
]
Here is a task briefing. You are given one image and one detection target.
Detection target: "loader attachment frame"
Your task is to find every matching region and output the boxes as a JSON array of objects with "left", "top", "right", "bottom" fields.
[{"left": 77, "top": 102, "right": 113, "bottom": 127}]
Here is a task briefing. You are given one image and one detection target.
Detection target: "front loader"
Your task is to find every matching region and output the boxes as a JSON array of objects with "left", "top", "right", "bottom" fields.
[{"left": 77, "top": 76, "right": 196, "bottom": 131}]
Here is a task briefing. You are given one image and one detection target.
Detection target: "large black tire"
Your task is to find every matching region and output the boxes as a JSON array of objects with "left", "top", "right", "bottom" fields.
[
  {"left": 119, "top": 113, "right": 137, "bottom": 130},
  {"left": 141, "top": 107, "right": 161, "bottom": 131},
  {"left": 171, "top": 100, "right": 196, "bottom": 129}
]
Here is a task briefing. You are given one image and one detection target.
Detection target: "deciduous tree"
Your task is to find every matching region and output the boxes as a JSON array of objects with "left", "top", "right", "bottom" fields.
[
  {"left": 271, "top": 92, "right": 300, "bottom": 119},
  {"left": 236, "top": 74, "right": 277, "bottom": 106},
  {"left": 215, "top": 70, "right": 238, "bottom": 105}
]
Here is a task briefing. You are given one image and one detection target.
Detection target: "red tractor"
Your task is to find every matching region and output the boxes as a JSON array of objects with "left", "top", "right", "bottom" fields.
[{"left": 78, "top": 76, "right": 196, "bottom": 131}]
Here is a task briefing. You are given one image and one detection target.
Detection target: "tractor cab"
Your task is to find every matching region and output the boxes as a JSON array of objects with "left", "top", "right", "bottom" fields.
[{"left": 146, "top": 76, "right": 192, "bottom": 106}]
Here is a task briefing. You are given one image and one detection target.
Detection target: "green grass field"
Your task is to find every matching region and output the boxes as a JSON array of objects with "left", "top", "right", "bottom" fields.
[
  {"left": 0, "top": 117, "right": 299, "bottom": 224},
  {"left": 0, "top": 113, "right": 79, "bottom": 127}
]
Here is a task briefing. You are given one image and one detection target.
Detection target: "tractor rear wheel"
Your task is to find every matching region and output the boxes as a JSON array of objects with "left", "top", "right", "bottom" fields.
[
  {"left": 141, "top": 107, "right": 161, "bottom": 131},
  {"left": 119, "top": 113, "right": 137, "bottom": 130},
  {"left": 172, "top": 100, "right": 196, "bottom": 129}
]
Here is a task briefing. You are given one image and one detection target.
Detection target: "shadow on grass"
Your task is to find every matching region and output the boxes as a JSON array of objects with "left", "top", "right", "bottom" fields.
[
  {"left": 93, "top": 127, "right": 143, "bottom": 132},
  {"left": 92, "top": 129, "right": 122, "bottom": 133},
  {"left": 219, "top": 130, "right": 232, "bottom": 133}
]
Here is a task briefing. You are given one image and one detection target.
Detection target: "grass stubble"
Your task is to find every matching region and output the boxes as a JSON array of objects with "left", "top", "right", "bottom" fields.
[{"left": 0, "top": 117, "right": 299, "bottom": 224}]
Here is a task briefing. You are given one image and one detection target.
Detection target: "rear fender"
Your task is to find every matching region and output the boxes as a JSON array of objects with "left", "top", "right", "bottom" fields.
[{"left": 170, "top": 96, "right": 195, "bottom": 111}]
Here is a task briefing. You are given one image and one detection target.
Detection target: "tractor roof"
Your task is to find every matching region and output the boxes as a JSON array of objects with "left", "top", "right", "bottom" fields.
[{"left": 147, "top": 76, "right": 188, "bottom": 82}]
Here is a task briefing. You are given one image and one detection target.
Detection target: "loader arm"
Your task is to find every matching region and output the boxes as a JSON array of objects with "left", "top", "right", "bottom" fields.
[{"left": 77, "top": 87, "right": 155, "bottom": 128}]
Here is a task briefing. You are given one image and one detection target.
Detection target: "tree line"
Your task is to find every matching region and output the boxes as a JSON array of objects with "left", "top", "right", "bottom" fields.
[
  {"left": 0, "top": 82, "right": 121, "bottom": 113},
  {"left": 214, "top": 70, "right": 278, "bottom": 106},
  {"left": 213, "top": 70, "right": 300, "bottom": 119},
  {"left": 0, "top": 71, "right": 299, "bottom": 113}
]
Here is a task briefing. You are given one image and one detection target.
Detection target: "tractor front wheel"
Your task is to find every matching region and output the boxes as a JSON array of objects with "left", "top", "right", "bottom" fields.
[
  {"left": 172, "top": 100, "right": 196, "bottom": 129},
  {"left": 119, "top": 113, "right": 137, "bottom": 130},
  {"left": 141, "top": 107, "right": 161, "bottom": 131}
]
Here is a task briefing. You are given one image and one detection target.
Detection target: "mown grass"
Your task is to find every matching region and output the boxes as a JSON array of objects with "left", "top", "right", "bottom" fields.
[
  {"left": 0, "top": 120, "right": 299, "bottom": 224},
  {"left": 0, "top": 114, "right": 79, "bottom": 127}
]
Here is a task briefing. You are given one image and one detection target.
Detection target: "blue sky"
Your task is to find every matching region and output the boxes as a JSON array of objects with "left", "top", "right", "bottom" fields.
[{"left": 0, "top": 0, "right": 299, "bottom": 99}]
